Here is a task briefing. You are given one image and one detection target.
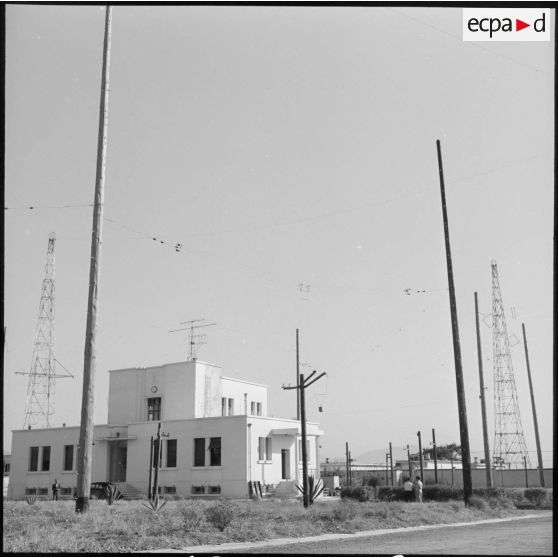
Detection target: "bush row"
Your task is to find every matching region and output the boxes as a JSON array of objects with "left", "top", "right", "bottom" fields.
[{"left": 341, "top": 484, "right": 552, "bottom": 504}]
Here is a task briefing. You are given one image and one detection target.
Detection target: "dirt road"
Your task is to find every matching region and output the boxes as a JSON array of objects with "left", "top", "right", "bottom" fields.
[{"left": 241, "top": 514, "right": 552, "bottom": 555}]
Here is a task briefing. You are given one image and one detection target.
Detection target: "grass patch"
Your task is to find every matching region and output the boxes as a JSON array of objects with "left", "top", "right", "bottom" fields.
[{"left": 3, "top": 497, "right": 539, "bottom": 552}]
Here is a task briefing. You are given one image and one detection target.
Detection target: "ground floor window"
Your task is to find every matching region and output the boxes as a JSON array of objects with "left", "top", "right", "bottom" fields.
[
  {"left": 60, "top": 487, "right": 72, "bottom": 496},
  {"left": 208, "top": 485, "right": 221, "bottom": 494},
  {"left": 191, "top": 485, "right": 205, "bottom": 494},
  {"left": 164, "top": 486, "right": 176, "bottom": 494},
  {"left": 25, "top": 488, "right": 37, "bottom": 495},
  {"left": 38, "top": 487, "right": 48, "bottom": 496}
]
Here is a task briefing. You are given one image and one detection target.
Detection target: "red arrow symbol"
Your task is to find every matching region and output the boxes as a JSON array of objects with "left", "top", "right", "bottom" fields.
[{"left": 516, "top": 19, "right": 530, "bottom": 31}]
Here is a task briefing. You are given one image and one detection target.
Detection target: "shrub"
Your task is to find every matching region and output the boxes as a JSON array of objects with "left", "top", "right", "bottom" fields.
[
  {"left": 341, "top": 486, "right": 373, "bottom": 502},
  {"left": 376, "top": 487, "right": 405, "bottom": 501},
  {"left": 205, "top": 500, "right": 239, "bottom": 531},
  {"left": 468, "top": 496, "right": 487, "bottom": 510},
  {"left": 178, "top": 501, "right": 205, "bottom": 531},
  {"left": 524, "top": 488, "right": 548, "bottom": 506},
  {"left": 423, "top": 485, "right": 463, "bottom": 502}
]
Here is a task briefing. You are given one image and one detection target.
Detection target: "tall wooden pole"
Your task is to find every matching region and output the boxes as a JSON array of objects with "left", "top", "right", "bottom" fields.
[
  {"left": 296, "top": 329, "right": 300, "bottom": 420},
  {"left": 152, "top": 422, "right": 162, "bottom": 500},
  {"left": 148, "top": 436, "right": 154, "bottom": 498},
  {"left": 417, "top": 431, "right": 424, "bottom": 482},
  {"left": 299, "top": 373, "right": 309, "bottom": 507},
  {"left": 475, "top": 292, "right": 493, "bottom": 488},
  {"left": 407, "top": 444, "right": 412, "bottom": 480},
  {"left": 436, "top": 139, "right": 472, "bottom": 505},
  {"left": 432, "top": 428, "right": 438, "bottom": 484},
  {"left": 75, "top": 5, "right": 112, "bottom": 513},
  {"left": 389, "top": 442, "right": 394, "bottom": 486},
  {"left": 522, "top": 323, "right": 545, "bottom": 487},
  {"left": 345, "top": 442, "right": 350, "bottom": 486}
]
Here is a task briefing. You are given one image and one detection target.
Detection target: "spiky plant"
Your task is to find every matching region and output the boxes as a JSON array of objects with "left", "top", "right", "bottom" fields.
[{"left": 142, "top": 495, "right": 167, "bottom": 512}]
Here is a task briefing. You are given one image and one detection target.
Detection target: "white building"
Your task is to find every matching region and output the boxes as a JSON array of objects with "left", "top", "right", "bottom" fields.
[{"left": 8, "top": 360, "right": 323, "bottom": 500}]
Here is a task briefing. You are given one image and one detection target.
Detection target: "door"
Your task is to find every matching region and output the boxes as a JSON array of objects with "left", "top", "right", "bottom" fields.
[
  {"left": 108, "top": 441, "right": 127, "bottom": 483},
  {"left": 281, "top": 449, "right": 290, "bottom": 480}
]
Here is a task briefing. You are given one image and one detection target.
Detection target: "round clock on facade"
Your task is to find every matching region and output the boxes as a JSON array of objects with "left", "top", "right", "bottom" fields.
[{"left": 151, "top": 386, "right": 158, "bottom": 393}]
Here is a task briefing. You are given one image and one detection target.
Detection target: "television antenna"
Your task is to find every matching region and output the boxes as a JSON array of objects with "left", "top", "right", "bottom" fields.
[{"left": 170, "top": 318, "right": 217, "bottom": 361}]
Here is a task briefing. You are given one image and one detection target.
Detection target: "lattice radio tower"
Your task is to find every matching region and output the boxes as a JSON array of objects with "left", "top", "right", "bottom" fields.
[
  {"left": 491, "top": 260, "right": 530, "bottom": 468},
  {"left": 19, "top": 233, "right": 60, "bottom": 428}
]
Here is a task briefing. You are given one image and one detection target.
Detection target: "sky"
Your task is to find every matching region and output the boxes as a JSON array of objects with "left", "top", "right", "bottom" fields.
[{"left": 4, "top": 6, "right": 554, "bottom": 467}]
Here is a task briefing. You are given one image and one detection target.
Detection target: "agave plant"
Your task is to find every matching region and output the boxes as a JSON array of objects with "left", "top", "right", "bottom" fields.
[
  {"left": 26, "top": 495, "right": 37, "bottom": 505},
  {"left": 296, "top": 475, "right": 325, "bottom": 505},
  {"left": 103, "top": 484, "right": 123, "bottom": 505},
  {"left": 142, "top": 495, "right": 167, "bottom": 512}
]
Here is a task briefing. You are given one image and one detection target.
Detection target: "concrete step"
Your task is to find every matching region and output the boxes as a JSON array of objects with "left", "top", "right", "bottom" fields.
[
  {"left": 273, "top": 480, "right": 300, "bottom": 497},
  {"left": 113, "top": 482, "right": 145, "bottom": 500}
]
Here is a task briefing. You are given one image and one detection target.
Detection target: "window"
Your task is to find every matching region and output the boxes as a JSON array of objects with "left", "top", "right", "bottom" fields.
[
  {"left": 38, "top": 487, "right": 48, "bottom": 495},
  {"left": 191, "top": 485, "right": 205, "bottom": 494},
  {"left": 228, "top": 398, "right": 234, "bottom": 416},
  {"left": 29, "top": 447, "right": 39, "bottom": 471},
  {"left": 25, "top": 487, "right": 37, "bottom": 495},
  {"left": 208, "top": 485, "right": 221, "bottom": 494},
  {"left": 63, "top": 445, "right": 74, "bottom": 471},
  {"left": 221, "top": 397, "right": 227, "bottom": 416},
  {"left": 166, "top": 439, "right": 177, "bottom": 468},
  {"left": 164, "top": 486, "right": 176, "bottom": 494},
  {"left": 256, "top": 402, "right": 262, "bottom": 416},
  {"left": 258, "top": 437, "right": 272, "bottom": 461},
  {"left": 209, "top": 437, "right": 221, "bottom": 466},
  {"left": 61, "top": 487, "right": 72, "bottom": 496},
  {"left": 147, "top": 397, "right": 161, "bottom": 421},
  {"left": 4, "top": 462, "right": 10, "bottom": 474},
  {"left": 194, "top": 438, "right": 205, "bottom": 467},
  {"left": 250, "top": 402, "right": 256, "bottom": 415},
  {"left": 41, "top": 446, "right": 51, "bottom": 471}
]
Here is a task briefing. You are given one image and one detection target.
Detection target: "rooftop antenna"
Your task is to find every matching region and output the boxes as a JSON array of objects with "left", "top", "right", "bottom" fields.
[{"left": 170, "top": 319, "right": 217, "bottom": 360}]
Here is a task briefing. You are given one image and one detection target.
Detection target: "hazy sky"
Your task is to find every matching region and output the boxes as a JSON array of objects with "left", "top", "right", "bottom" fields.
[{"left": 4, "top": 6, "right": 553, "bottom": 466}]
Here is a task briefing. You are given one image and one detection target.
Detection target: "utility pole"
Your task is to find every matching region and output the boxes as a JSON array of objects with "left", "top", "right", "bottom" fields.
[
  {"left": 407, "top": 444, "right": 412, "bottom": 480},
  {"left": 345, "top": 442, "right": 350, "bottom": 486},
  {"left": 522, "top": 323, "right": 545, "bottom": 487},
  {"left": 475, "top": 292, "right": 493, "bottom": 488},
  {"left": 385, "top": 454, "right": 389, "bottom": 485},
  {"left": 296, "top": 329, "right": 300, "bottom": 420},
  {"left": 348, "top": 451, "right": 353, "bottom": 485},
  {"left": 152, "top": 423, "right": 161, "bottom": 500},
  {"left": 76, "top": 5, "right": 112, "bottom": 514},
  {"left": 436, "top": 139, "right": 472, "bottom": 505},
  {"left": 432, "top": 429, "right": 438, "bottom": 484},
  {"left": 389, "top": 442, "right": 394, "bottom": 486},
  {"left": 417, "top": 431, "right": 424, "bottom": 482},
  {"left": 148, "top": 435, "right": 154, "bottom": 498},
  {"left": 523, "top": 455, "right": 529, "bottom": 488},
  {"left": 282, "top": 370, "right": 326, "bottom": 507}
]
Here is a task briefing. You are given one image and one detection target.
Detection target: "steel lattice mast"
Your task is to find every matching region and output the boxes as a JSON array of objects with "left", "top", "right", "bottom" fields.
[
  {"left": 491, "top": 260, "right": 530, "bottom": 468},
  {"left": 23, "top": 233, "right": 57, "bottom": 428}
]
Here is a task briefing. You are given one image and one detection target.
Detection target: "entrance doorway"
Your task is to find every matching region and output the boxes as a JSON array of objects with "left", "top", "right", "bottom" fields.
[
  {"left": 108, "top": 441, "right": 127, "bottom": 483},
  {"left": 281, "top": 449, "right": 290, "bottom": 480}
]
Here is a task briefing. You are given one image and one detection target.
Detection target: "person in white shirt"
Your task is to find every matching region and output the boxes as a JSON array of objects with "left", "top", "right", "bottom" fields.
[
  {"left": 413, "top": 476, "right": 423, "bottom": 503},
  {"left": 403, "top": 478, "right": 414, "bottom": 502}
]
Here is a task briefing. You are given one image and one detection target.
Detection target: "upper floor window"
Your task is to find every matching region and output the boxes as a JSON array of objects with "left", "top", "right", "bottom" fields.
[
  {"left": 3, "top": 462, "right": 10, "bottom": 475},
  {"left": 63, "top": 445, "right": 74, "bottom": 471},
  {"left": 41, "top": 446, "right": 51, "bottom": 471},
  {"left": 250, "top": 402, "right": 256, "bottom": 415},
  {"left": 29, "top": 447, "right": 39, "bottom": 472},
  {"left": 228, "top": 398, "right": 234, "bottom": 416},
  {"left": 221, "top": 397, "right": 227, "bottom": 417},
  {"left": 209, "top": 437, "right": 221, "bottom": 466},
  {"left": 194, "top": 438, "right": 205, "bottom": 467},
  {"left": 147, "top": 397, "right": 161, "bottom": 421},
  {"left": 256, "top": 402, "right": 262, "bottom": 416}
]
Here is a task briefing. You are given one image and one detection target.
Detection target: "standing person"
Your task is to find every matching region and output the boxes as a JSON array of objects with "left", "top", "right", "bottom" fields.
[
  {"left": 52, "top": 479, "right": 60, "bottom": 501},
  {"left": 403, "top": 477, "right": 414, "bottom": 502},
  {"left": 413, "top": 476, "right": 423, "bottom": 503}
]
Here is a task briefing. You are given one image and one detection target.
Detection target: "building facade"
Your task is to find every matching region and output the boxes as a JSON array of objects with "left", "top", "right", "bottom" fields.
[{"left": 8, "top": 360, "right": 322, "bottom": 500}]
